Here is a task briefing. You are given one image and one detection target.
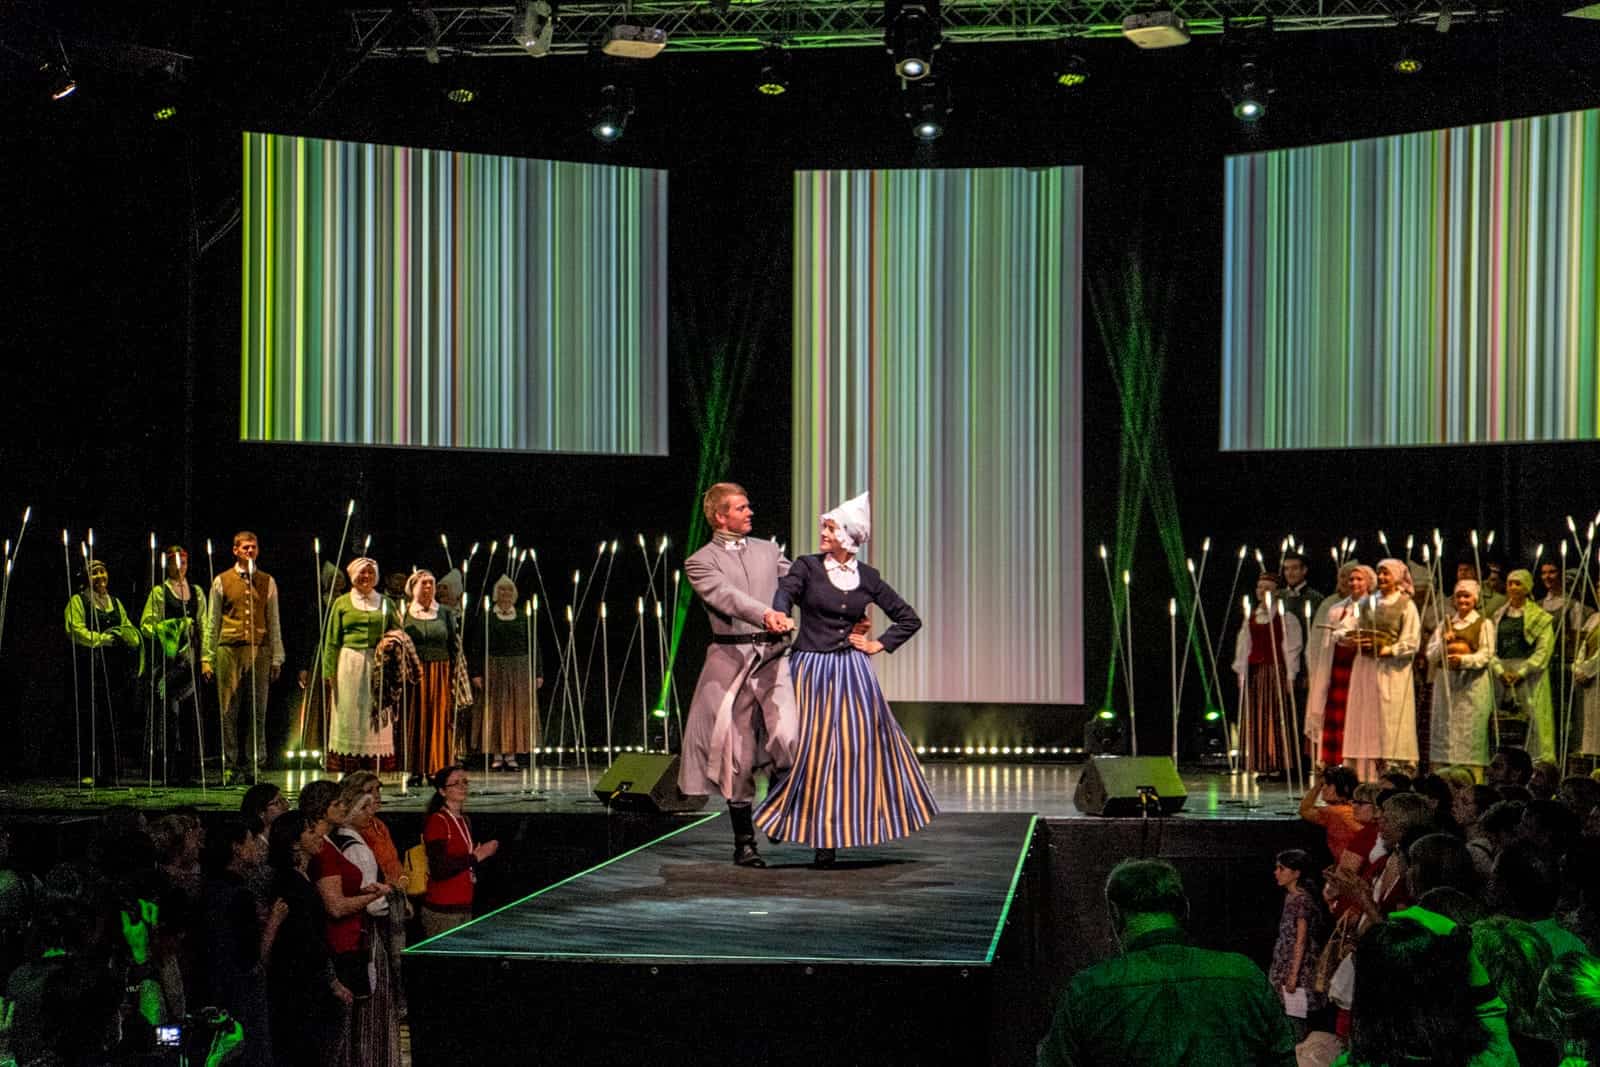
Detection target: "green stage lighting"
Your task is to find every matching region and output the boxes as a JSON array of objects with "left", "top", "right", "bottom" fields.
[
  {"left": 153, "top": 105, "right": 177, "bottom": 121},
  {"left": 446, "top": 87, "right": 476, "bottom": 104},
  {"left": 1054, "top": 55, "right": 1089, "bottom": 89}
]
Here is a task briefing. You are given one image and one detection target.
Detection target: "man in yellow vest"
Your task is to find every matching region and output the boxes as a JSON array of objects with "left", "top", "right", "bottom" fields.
[{"left": 201, "top": 531, "right": 283, "bottom": 785}]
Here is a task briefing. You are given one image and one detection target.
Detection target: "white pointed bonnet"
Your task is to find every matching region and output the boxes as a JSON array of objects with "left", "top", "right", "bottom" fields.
[{"left": 822, "top": 492, "right": 872, "bottom": 554}]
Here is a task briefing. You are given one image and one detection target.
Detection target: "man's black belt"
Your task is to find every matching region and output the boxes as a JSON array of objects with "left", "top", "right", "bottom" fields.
[{"left": 711, "top": 632, "right": 786, "bottom": 645}]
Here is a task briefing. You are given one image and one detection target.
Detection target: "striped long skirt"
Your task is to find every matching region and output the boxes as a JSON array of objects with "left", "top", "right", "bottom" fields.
[
  {"left": 755, "top": 649, "right": 938, "bottom": 849},
  {"left": 1319, "top": 643, "right": 1357, "bottom": 768},
  {"left": 404, "top": 660, "right": 454, "bottom": 780}
]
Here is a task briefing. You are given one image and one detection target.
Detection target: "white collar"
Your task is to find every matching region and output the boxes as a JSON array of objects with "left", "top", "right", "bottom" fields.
[
  {"left": 824, "top": 555, "right": 857, "bottom": 573},
  {"left": 409, "top": 600, "right": 439, "bottom": 620},
  {"left": 1452, "top": 610, "right": 1480, "bottom": 627},
  {"left": 720, "top": 537, "right": 747, "bottom": 551},
  {"left": 493, "top": 605, "right": 518, "bottom": 620},
  {"left": 351, "top": 589, "right": 381, "bottom": 612}
]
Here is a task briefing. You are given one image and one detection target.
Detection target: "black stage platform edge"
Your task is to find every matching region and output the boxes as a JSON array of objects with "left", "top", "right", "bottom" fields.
[{"left": 404, "top": 814, "right": 1046, "bottom": 1066}]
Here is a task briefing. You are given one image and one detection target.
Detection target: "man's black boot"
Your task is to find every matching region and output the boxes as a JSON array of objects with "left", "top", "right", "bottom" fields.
[{"left": 730, "top": 803, "right": 766, "bottom": 868}]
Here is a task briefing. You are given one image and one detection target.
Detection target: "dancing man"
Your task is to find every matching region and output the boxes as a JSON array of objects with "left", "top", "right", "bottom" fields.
[
  {"left": 202, "top": 531, "right": 283, "bottom": 785},
  {"left": 680, "top": 482, "right": 798, "bottom": 868}
]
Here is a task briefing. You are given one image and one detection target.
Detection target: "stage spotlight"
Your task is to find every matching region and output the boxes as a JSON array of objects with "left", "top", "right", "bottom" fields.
[
  {"left": 1193, "top": 710, "right": 1230, "bottom": 766},
  {"left": 886, "top": 0, "right": 941, "bottom": 81},
  {"left": 1084, "top": 712, "right": 1127, "bottom": 756},
  {"left": 1229, "top": 57, "right": 1269, "bottom": 121},
  {"left": 902, "top": 76, "right": 949, "bottom": 142},
  {"left": 517, "top": 0, "right": 555, "bottom": 57},
  {"left": 1054, "top": 53, "right": 1090, "bottom": 89},
  {"left": 755, "top": 45, "right": 791, "bottom": 96},
  {"left": 446, "top": 87, "right": 477, "bottom": 104},
  {"left": 590, "top": 84, "right": 634, "bottom": 142},
  {"left": 44, "top": 64, "right": 77, "bottom": 100},
  {"left": 153, "top": 104, "right": 178, "bottom": 121}
]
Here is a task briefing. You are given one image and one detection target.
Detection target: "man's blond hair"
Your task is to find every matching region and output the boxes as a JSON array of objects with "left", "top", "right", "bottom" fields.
[{"left": 702, "top": 482, "right": 748, "bottom": 526}]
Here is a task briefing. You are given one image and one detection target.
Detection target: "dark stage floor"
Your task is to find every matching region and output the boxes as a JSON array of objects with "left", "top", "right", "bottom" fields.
[{"left": 407, "top": 811, "right": 1038, "bottom": 965}]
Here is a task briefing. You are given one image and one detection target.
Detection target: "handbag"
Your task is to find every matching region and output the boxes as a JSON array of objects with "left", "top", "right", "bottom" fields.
[{"left": 404, "top": 841, "right": 429, "bottom": 897}]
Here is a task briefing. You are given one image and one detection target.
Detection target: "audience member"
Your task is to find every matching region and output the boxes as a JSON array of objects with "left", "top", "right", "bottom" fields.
[
  {"left": 1538, "top": 952, "right": 1600, "bottom": 1065},
  {"left": 1270, "top": 850, "right": 1327, "bottom": 1039},
  {"left": 200, "top": 818, "right": 282, "bottom": 1067},
  {"left": 1338, "top": 911, "right": 1512, "bottom": 1067},
  {"left": 420, "top": 765, "right": 499, "bottom": 939},
  {"left": 1406, "top": 832, "right": 1480, "bottom": 899},
  {"left": 1488, "top": 746, "right": 1534, "bottom": 788},
  {"left": 1037, "top": 858, "right": 1295, "bottom": 1066},
  {"left": 1413, "top": 773, "right": 1465, "bottom": 838},
  {"left": 1300, "top": 767, "right": 1364, "bottom": 865},
  {"left": 1470, "top": 916, "right": 1559, "bottom": 1067},
  {"left": 1530, "top": 760, "right": 1561, "bottom": 801},
  {"left": 331, "top": 777, "right": 401, "bottom": 1067},
  {"left": 1490, "top": 839, "right": 1587, "bottom": 959},
  {"left": 266, "top": 810, "right": 351, "bottom": 1067}
]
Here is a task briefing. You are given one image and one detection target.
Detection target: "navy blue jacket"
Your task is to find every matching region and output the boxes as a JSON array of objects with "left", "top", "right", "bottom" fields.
[{"left": 773, "top": 553, "right": 921, "bottom": 654}]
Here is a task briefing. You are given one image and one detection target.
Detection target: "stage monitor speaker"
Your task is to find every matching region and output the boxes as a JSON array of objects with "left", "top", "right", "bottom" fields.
[
  {"left": 593, "top": 753, "right": 708, "bottom": 813},
  {"left": 1074, "top": 755, "right": 1187, "bottom": 816}
]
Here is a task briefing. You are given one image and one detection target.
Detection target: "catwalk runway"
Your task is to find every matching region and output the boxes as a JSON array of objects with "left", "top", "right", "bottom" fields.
[
  {"left": 407, "top": 811, "right": 1037, "bottom": 965},
  {"left": 402, "top": 812, "right": 1044, "bottom": 1063}
]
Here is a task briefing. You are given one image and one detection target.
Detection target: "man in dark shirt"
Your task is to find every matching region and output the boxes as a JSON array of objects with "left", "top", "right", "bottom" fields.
[{"left": 1037, "top": 858, "right": 1295, "bottom": 1067}]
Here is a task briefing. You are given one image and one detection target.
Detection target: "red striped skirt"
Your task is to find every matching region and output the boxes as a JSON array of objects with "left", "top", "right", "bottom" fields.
[{"left": 1320, "top": 643, "right": 1358, "bottom": 767}]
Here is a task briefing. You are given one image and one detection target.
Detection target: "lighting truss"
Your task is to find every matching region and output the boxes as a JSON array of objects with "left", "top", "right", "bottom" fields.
[{"left": 346, "top": 2, "right": 1505, "bottom": 58}]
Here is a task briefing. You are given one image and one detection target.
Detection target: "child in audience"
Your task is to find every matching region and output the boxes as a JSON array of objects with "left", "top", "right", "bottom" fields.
[{"left": 1272, "top": 849, "right": 1328, "bottom": 1038}]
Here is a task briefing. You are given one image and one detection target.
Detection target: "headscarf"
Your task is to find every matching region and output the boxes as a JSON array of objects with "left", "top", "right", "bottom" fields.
[
  {"left": 1507, "top": 568, "right": 1535, "bottom": 597},
  {"left": 406, "top": 569, "right": 436, "bottom": 601},
  {"left": 1377, "top": 558, "right": 1413, "bottom": 596},
  {"left": 821, "top": 492, "right": 872, "bottom": 554},
  {"left": 346, "top": 557, "right": 378, "bottom": 581},
  {"left": 1408, "top": 561, "right": 1432, "bottom": 593},
  {"left": 492, "top": 575, "right": 517, "bottom": 601},
  {"left": 1453, "top": 579, "right": 1480, "bottom": 607},
  {"left": 436, "top": 568, "right": 463, "bottom": 606}
]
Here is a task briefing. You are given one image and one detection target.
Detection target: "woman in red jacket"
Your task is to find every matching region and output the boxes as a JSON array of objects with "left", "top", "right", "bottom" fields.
[{"left": 419, "top": 765, "right": 499, "bottom": 939}]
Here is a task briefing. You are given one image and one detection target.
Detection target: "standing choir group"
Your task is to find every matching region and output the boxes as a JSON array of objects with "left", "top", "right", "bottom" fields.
[
  {"left": 64, "top": 530, "right": 540, "bottom": 789},
  {"left": 1233, "top": 550, "right": 1600, "bottom": 782}
]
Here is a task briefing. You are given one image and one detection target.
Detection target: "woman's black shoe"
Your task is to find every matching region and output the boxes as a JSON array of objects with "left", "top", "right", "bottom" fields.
[
  {"left": 813, "top": 848, "right": 837, "bottom": 869},
  {"left": 733, "top": 837, "right": 767, "bottom": 868}
]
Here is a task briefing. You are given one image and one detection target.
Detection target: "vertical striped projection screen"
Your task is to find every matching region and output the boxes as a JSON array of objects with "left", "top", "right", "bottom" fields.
[
  {"left": 1222, "top": 107, "right": 1600, "bottom": 450},
  {"left": 241, "top": 131, "right": 668, "bottom": 454},
  {"left": 793, "top": 167, "right": 1085, "bottom": 704}
]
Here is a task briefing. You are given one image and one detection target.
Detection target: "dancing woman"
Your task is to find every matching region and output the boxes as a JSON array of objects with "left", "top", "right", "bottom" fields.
[{"left": 755, "top": 493, "right": 937, "bottom": 867}]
